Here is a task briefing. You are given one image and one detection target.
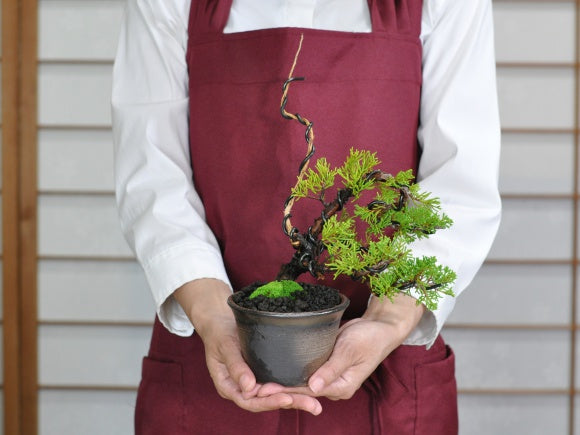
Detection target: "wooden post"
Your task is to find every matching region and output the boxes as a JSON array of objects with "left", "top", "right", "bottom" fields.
[
  {"left": 3, "top": 0, "right": 23, "bottom": 431},
  {"left": 3, "top": 0, "right": 39, "bottom": 433}
]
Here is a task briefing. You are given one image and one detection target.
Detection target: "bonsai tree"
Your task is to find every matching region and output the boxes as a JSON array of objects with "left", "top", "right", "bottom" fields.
[
  {"left": 227, "top": 36, "right": 456, "bottom": 386},
  {"left": 248, "top": 36, "right": 456, "bottom": 312},
  {"left": 271, "top": 148, "right": 456, "bottom": 311}
]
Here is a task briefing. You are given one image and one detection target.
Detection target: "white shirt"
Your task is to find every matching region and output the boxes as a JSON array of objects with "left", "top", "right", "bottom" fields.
[{"left": 112, "top": 0, "right": 501, "bottom": 348}]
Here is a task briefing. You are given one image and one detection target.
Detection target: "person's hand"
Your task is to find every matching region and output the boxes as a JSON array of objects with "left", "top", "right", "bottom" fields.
[
  {"left": 258, "top": 293, "right": 425, "bottom": 402},
  {"left": 174, "top": 279, "right": 322, "bottom": 415}
]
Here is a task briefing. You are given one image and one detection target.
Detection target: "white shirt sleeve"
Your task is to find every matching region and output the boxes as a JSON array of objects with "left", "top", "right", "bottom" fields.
[
  {"left": 402, "top": 0, "right": 502, "bottom": 347},
  {"left": 112, "top": 0, "right": 232, "bottom": 337}
]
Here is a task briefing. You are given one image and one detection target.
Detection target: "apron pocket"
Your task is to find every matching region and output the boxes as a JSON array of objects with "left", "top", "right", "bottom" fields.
[
  {"left": 414, "top": 345, "right": 458, "bottom": 435},
  {"left": 382, "top": 362, "right": 410, "bottom": 404},
  {"left": 135, "top": 357, "right": 185, "bottom": 435}
]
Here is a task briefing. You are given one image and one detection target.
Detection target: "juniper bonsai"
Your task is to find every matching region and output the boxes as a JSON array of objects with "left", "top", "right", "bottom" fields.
[
  {"left": 272, "top": 149, "right": 456, "bottom": 311},
  {"left": 249, "top": 35, "right": 456, "bottom": 311}
]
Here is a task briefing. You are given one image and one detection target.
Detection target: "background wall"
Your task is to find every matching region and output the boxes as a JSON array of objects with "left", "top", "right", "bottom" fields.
[
  {"left": 35, "top": 2, "right": 151, "bottom": 433},
  {"left": 1, "top": 0, "right": 577, "bottom": 434}
]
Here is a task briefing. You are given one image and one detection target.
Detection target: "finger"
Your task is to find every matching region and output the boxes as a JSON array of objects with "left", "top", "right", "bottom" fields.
[
  {"left": 314, "top": 372, "right": 360, "bottom": 400},
  {"left": 208, "top": 360, "right": 249, "bottom": 400},
  {"left": 253, "top": 384, "right": 322, "bottom": 415},
  {"left": 233, "top": 388, "right": 322, "bottom": 414},
  {"left": 241, "top": 383, "right": 261, "bottom": 400},
  {"left": 233, "top": 393, "right": 294, "bottom": 413},
  {"left": 308, "top": 352, "right": 354, "bottom": 395},
  {"left": 232, "top": 388, "right": 323, "bottom": 414},
  {"left": 257, "top": 383, "right": 314, "bottom": 397},
  {"left": 209, "top": 362, "right": 288, "bottom": 411},
  {"left": 217, "top": 339, "right": 256, "bottom": 393},
  {"left": 285, "top": 394, "right": 323, "bottom": 415}
]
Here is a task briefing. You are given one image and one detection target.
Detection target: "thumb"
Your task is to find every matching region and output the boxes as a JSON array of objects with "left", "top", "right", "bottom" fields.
[{"left": 308, "top": 351, "right": 352, "bottom": 394}]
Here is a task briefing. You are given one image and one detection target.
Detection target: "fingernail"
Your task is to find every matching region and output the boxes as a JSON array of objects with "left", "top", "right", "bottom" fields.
[{"left": 310, "top": 377, "right": 324, "bottom": 394}]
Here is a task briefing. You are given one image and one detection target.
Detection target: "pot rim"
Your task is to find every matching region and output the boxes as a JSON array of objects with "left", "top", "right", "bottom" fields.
[{"left": 227, "top": 293, "right": 350, "bottom": 318}]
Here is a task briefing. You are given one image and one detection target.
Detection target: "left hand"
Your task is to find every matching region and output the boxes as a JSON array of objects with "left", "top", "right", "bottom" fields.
[{"left": 257, "top": 293, "right": 425, "bottom": 403}]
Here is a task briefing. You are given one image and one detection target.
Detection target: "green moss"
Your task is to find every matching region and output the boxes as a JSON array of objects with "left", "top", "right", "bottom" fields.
[{"left": 249, "top": 280, "right": 303, "bottom": 299}]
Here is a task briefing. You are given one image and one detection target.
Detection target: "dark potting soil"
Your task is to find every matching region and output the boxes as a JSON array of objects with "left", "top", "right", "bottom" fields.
[{"left": 232, "top": 282, "right": 341, "bottom": 313}]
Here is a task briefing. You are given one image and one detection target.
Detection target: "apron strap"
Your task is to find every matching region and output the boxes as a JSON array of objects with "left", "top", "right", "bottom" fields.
[
  {"left": 367, "top": 0, "right": 423, "bottom": 35},
  {"left": 188, "top": 0, "right": 233, "bottom": 37}
]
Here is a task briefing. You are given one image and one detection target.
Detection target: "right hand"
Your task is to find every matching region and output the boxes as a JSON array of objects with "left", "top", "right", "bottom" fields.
[{"left": 175, "top": 279, "right": 322, "bottom": 415}]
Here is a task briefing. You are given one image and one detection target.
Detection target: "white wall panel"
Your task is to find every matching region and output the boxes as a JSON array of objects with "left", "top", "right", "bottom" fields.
[
  {"left": 497, "top": 67, "right": 574, "bottom": 129},
  {"left": 458, "top": 394, "right": 568, "bottom": 435},
  {"left": 39, "top": 325, "right": 149, "bottom": 386},
  {"left": 39, "top": 0, "right": 124, "bottom": 61},
  {"left": 488, "top": 198, "right": 573, "bottom": 260},
  {"left": 38, "top": 129, "right": 114, "bottom": 192},
  {"left": 38, "top": 260, "right": 154, "bottom": 322},
  {"left": 444, "top": 329, "right": 569, "bottom": 390},
  {"left": 38, "top": 195, "right": 133, "bottom": 257},
  {"left": 39, "top": 390, "right": 135, "bottom": 435},
  {"left": 447, "top": 264, "right": 571, "bottom": 325},
  {"left": 38, "top": 64, "right": 112, "bottom": 126},
  {"left": 500, "top": 133, "right": 574, "bottom": 195},
  {"left": 493, "top": 2, "right": 575, "bottom": 63}
]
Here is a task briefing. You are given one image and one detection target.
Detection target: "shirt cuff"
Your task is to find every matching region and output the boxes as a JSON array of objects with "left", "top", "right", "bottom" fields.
[
  {"left": 141, "top": 243, "right": 232, "bottom": 336},
  {"left": 366, "top": 291, "right": 455, "bottom": 349},
  {"left": 402, "top": 291, "right": 456, "bottom": 349}
]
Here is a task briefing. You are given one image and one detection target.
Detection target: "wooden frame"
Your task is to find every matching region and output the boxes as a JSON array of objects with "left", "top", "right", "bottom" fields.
[
  {"left": 3, "top": 0, "right": 23, "bottom": 432},
  {"left": 3, "top": 0, "right": 39, "bottom": 434}
]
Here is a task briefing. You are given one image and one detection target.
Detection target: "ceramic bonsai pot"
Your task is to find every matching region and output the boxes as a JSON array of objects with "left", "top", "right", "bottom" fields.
[{"left": 227, "top": 292, "right": 349, "bottom": 387}]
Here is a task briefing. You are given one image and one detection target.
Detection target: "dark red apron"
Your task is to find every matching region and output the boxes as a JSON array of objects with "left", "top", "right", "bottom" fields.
[{"left": 135, "top": 1, "right": 458, "bottom": 433}]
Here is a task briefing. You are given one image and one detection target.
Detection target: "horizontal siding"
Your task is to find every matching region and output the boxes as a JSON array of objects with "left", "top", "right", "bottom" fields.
[
  {"left": 493, "top": 1, "right": 575, "bottom": 63},
  {"left": 39, "top": 390, "right": 135, "bottom": 435},
  {"left": 38, "top": 0, "right": 124, "bottom": 61},
  {"left": 38, "top": 325, "right": 150, "bottom": 387},
  {"left": 446, "top": 263, "right": 572, "bottom": 326},
  {"left": 488, "top": 198, "right": 573, "bottom": 260},
  {"left": 458, "top": 394, "right": 569, "bottom": 435},
  {"left": 500, "top": 132, "right": 574, "bottom": 195},
  {"left": 497, "top": 67, "right": 575, "bottom": 129},
  {"left": 38, "top": 195, "right": 133, "bottom": 258},
  {"left": 38, "top": 64, "right": 112, "bottom": 126},
  {"left": 38, "top": 129, "right": 114, "bottom": 192},
  {"left": 38, "top": 260, "right": 154, "bottom": 323},
  {"left": 443, "top": 329, "right": 570, "bottom": 390}
]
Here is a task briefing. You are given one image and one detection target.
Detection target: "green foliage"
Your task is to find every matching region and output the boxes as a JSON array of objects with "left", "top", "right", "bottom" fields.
[
  {"left": 289, "top": 148, "right": 457, "bottom": 310},
  {"left": 335, "top": 148, "right": 380, "bottom": 196},
  {"left": 368, "top": 257, "right": 457, "bottom": 311},
  {"left": 249, "top": 280, "right": 303, "bottom": 299},
  {"left": 292, "top": 158, "right": 337, "bottom": 199}
]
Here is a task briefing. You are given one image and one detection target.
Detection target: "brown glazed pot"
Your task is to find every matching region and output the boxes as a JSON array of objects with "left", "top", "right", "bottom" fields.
[{"left": 227, "top": 293, "right": 350, "bottom": 387}]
